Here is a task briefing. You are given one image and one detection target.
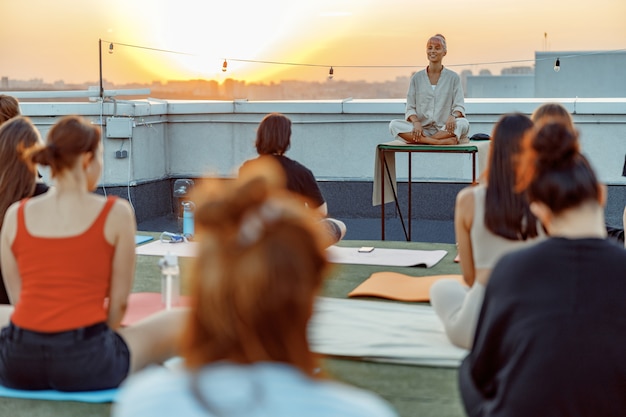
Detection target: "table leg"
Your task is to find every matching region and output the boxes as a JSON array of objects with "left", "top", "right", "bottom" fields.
[
  {"left": 472, "top": 152, "right": 476, "bottom": 184},
  {"left": 408, "top": 152, "right": 412, "bottom": 241},
  {"left": 380, "top": 147, "right": 385, "bottom": 240}
]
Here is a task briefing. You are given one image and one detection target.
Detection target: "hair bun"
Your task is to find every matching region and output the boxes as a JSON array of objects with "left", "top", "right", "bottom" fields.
[{"left": 533, "top": 122, "right": 579, "bottom": 169}]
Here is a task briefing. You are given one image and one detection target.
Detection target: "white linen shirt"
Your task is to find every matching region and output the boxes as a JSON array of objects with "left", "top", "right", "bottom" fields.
[{"left": 405, "top": 67, "right": 466, "bottom": 130}]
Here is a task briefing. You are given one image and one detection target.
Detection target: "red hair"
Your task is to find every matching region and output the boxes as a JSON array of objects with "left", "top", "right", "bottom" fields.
[{"left": 179, "top": 165, "right": 329, "bottom": 376}]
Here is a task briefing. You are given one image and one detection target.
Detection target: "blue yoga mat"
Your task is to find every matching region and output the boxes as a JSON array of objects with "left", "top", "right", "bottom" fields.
[
  {"left": 135, "top": 235, "right": 153, "bottom": 245},
  {"left": 0, "top": 385, "right": 118, "bottom": 402},
  {"left": 0, "top": 235, "right": 150, "bottom": 403}
]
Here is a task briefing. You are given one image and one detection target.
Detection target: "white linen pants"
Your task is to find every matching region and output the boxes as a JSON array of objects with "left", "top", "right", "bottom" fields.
[{"left": 429, "top": 279, "right": 485, "bottom": 350}]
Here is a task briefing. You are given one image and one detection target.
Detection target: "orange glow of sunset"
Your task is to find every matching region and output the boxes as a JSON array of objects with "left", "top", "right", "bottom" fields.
[{"left": 1, "top": 0, "right": 625, "bottom": 85}]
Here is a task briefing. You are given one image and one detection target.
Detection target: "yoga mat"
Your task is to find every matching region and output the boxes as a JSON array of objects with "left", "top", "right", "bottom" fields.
[
  {"left": 0, "top": 385, "right": 118, "bottom": 403},
  {"left": 308, "top": 297, "right": 468, "bottom": 367},
  {"left": 135, "top": 242, "right": 447, "bottom": 269},
  {"left": 135, "top": 235, "right": 154, "bottom": 245},
  {"left": 326, "top": 246, "right": 447, "bottom": 268},
  {"left": 349, "top": 272, "right": 465, "bottom": 302},
  {"left": 0, "top": 292, "right": 188, "bottom": 402},
  {"left": 135, "top": 240, "right": 198, "bottom": 258},
  {"left": 122, "top": 292, "right": 191, "bottom": 326}
]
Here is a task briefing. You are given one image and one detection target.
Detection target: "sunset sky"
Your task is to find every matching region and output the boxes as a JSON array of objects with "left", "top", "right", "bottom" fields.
[{"left": 2, "top": 0, "right": 625, "bottom": 85}]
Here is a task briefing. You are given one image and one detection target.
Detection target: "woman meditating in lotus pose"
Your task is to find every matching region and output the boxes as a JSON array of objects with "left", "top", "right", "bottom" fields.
[
  {"left": 389, "top": 34, "right": 470, "bottom": 145},
  {"left": 113, "top": 168, "right": 396, "bottom": 417},
  {"left": 374, "top": 34, "right": 471, "bottom": 206},
  {"left": 0, "top": 115, "right": 185, "bottom": 391},
  {"left": 429, "top": 113, "right": 544, "bottom": 349}
]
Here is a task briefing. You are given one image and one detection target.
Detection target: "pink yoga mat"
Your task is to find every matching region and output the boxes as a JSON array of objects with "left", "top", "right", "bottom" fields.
[{"left": 122, "top": 292, "right": 190, "bottom": 326}]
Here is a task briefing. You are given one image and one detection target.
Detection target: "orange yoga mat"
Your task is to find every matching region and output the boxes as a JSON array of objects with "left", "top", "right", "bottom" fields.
[
  {"left": 122, "top": 292, "right": 191, "bottom": 326},
  {"left": 348, "top": 272, "right": 466, "bottom": 302}
]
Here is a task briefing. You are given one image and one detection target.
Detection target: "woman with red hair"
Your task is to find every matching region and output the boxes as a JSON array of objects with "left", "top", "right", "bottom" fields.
[
  {"left": 0, "top": 115, "right": 184, "bottom": 391},
  {"left": 114, "top": 167, "right": 396, "bottom": 417}
]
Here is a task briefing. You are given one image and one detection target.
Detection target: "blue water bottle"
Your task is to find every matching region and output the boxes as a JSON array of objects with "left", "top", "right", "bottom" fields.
[{"left": 182, "top": 201, "right": 195, "bottom": 239}]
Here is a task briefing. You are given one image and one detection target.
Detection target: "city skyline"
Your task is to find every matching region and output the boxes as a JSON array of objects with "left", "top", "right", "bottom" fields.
[{"left": 2, "top": 0, "right": 625, "bottom": 86}]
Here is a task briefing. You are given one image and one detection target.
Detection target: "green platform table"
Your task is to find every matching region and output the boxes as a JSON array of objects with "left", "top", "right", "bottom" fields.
[{"left": 378, "top": 142, "right": 483, "bottom": 241}]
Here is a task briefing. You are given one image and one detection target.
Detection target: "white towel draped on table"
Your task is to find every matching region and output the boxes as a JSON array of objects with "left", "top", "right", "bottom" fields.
[{"left": 372, "top": 140, "right": 491, "bottom": 206}]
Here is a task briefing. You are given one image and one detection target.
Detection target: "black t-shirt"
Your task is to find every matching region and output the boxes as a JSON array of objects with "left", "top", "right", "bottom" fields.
[
  {"left": 240, "top": 155, "right": 325, "bottom": 209},
  {"left": 272, "top": 155, "right": 325, "bottom": 208},
  {"left": 459, "top": 237, "right": 626, "bottom": 417}
]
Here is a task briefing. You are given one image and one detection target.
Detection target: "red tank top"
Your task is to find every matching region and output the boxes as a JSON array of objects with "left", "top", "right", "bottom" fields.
[{"left": 11, "top": 197, "right": 117, "bottom": 332}]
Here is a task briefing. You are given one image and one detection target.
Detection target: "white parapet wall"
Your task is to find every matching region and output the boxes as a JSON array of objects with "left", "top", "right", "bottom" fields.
[{"left": 19, "top": 97, "right": 626, "bottom": 187}]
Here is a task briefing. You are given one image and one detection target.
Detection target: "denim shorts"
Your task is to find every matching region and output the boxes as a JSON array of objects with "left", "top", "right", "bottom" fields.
[{"left": 0, "top": 322, "right": 130, "bottom": 391}]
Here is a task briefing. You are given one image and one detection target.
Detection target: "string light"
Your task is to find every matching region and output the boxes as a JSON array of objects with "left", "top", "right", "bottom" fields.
[
  {"left": 223, "top": 49, "right": 626, "bottom": 72},
  {"left": 101, "top": 40, "right": 195, "bottom": 56},
  {"left": 100, "top": 40, "right": 626, "bottom": 76}
]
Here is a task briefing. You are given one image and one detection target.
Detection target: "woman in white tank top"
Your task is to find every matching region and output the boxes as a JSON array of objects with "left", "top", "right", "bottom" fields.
[{"left": 430, "top": 113, "right": 544, "bottom": 349}]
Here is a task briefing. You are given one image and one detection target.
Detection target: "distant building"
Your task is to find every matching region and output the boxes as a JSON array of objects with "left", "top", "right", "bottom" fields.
[
  {"left": 465, "top": 74, "right": 534, "bottom": 98},
  {"left": 535, "top": 51, "right": 626, "bottom": 98},
  {"left": 501, "top": 66, "right": 533, "bottom": 75},
  {"left": 466, "top": 50, "right": 626, "bottom": 98}
]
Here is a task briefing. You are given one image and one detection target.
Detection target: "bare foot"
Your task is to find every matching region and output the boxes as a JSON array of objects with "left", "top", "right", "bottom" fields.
[
  {"left": 435, "top": 137, "right": 458, "bottom": 145},
  {"left": 398, "top": 132, "right": 420, "bottom": 144},
  {"left": 429, "top": 130, "right": 458, "bottom": 145},
  {"left": 417, "top": 135, "right": 456, "bottom": 145}
]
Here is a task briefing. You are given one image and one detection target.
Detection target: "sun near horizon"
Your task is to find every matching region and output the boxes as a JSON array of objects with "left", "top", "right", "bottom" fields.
[{"left": 1, "top": 0, "right": 625, "bottom": 86}]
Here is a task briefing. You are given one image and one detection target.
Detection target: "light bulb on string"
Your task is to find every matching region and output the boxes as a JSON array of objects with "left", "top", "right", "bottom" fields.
[{"left": 93, "top": 38, "right": 626, "bottom": 83}]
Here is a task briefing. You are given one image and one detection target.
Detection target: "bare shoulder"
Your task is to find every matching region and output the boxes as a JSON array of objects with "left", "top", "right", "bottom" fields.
[
  {"left": 107, "top": 198, "right": 136, "bottom": 227},
  {"left": 1, "top": 201, "right": 20, "bottom": 227},
  {"left": 0, "top": 201, "right": 21, "bottom": 243},
  {"left": 455, "top": 186, "right": 476, "bottom": 209},
  {"left": 111, "top": 197, "right": 133, "bottom": 213},
  {"left": 4, "top": 200, "right": 21, "bottom": 218}
]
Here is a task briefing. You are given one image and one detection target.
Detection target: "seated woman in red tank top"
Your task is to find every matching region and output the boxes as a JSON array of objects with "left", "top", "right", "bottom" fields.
[{"left": 0, "top": 115, "right": 186, "bottom": 391}]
